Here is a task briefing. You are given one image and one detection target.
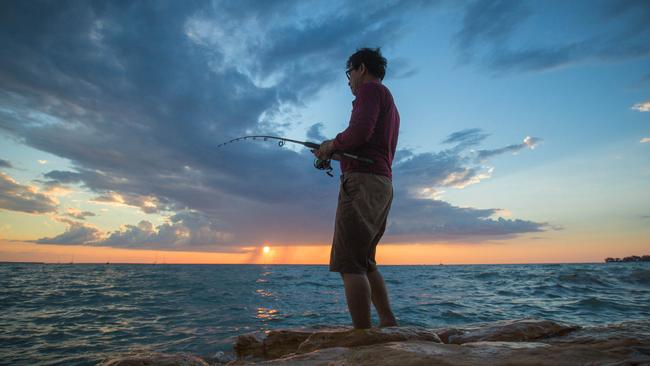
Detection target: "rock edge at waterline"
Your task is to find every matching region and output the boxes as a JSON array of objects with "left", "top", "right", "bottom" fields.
[{"left": 99, "top": 318, "right": 650, "bottom": 366}]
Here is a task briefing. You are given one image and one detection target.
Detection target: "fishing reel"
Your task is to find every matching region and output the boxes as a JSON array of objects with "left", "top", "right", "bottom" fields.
[{"left": 314, "top": 158, "right": 334, "bottom": 177}]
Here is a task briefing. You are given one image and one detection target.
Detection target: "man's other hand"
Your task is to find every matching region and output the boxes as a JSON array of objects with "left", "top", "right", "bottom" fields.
[{"left": 314, "top": 139, "right": 335, "bottom": 160}]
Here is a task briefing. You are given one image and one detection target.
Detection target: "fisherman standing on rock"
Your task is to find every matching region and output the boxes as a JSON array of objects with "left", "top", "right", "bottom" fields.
[{"left": 314, "top": 48, "right": 400, "bottom": 329}]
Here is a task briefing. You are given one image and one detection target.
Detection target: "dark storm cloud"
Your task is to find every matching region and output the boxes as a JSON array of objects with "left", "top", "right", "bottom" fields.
[
  {"left": 0, "top": 171, "right": 58, "bottom": 214},
  {"left": 455, "top": 0, "right": 650, "bottom": 73},
  {"left": 0, "top": 159, "right": 13, "bottom": 168},
  {"left": 2, "top": 1, "right": 545, "bottom": 248}
]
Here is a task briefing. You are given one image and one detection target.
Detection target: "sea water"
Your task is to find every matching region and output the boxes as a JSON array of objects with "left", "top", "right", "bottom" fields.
[{"left": 1, "top": 262, "right": 649, "bottom": 365}]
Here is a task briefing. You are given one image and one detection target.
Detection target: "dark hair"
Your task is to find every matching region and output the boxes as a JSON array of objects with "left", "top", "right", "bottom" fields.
[{"left": 346, "top": 47, "right": 387, "bottom": 80}]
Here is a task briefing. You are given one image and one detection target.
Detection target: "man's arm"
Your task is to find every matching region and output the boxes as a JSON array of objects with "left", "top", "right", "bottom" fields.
[{"left": 331, "top": 83, "right": 381, "bottom": 152}]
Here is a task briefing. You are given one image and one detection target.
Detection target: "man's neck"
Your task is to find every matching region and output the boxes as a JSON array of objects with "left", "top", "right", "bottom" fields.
[{"left": 361, "top": 76, "right": 381, "bottom": 84}]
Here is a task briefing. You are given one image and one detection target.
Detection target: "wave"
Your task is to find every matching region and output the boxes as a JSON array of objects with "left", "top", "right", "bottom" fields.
[
  {"left": 474, "top": 272, "right": 501, "bottom": 279},
  {"left": 624, "top": 269, "right": 650, "bottom": 286},
  {"left": 557, "top": 272, "right": 611, "bottom": 287},
  {"left": 565, "top": 297, "right": 630, "bottom": 311},
  {"left": 296, "top": 281, "right": 338, "bottom": 289},
  {"left": 440, "top": 310, "right": 469, "bottom": 319}
]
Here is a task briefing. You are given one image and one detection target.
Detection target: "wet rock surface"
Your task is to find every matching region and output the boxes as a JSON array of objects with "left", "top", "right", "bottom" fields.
[
  {"left": 98, "top": 318, "right": 650, "bottom": 366},
  {"left": 435, "top": 318, "right": 580, "bottom": 344},
  {"left": 232, "top": 339, "right": 650, "bottom": 366},
  {"left": 97, "top": 352, "right": 210, "bottom": 366},
  {"left": 233, "top": 326, "right": 440, "bottom": 360}
]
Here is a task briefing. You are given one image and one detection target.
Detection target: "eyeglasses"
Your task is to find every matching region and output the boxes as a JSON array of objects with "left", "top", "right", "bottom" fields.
[{"left": 345, "top": 65, "right": 358, "bottom": 80}]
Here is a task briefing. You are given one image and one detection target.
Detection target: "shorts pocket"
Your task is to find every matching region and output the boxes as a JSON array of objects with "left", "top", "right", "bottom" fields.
[{"left": 341, "top": 174, "right": 361, "bottom": 200}]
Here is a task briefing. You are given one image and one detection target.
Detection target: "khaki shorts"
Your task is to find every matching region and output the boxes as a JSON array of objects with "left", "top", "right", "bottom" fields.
[{"left": 329, "top": 172, "right": 393, "bottom": 274}]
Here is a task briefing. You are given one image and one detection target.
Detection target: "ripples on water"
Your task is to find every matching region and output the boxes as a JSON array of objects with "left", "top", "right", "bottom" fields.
[{"left": 1, "top": 262, "right": 649, "bottom": 365}]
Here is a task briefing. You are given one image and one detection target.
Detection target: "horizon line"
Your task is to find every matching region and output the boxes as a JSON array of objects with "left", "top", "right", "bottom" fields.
[{"left": 0, "top": 260, "right": 609, "bottom": 266}]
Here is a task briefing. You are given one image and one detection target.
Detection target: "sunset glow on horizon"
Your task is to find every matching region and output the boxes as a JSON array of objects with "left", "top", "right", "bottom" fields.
[{"left": 1, "top": 1, "right": 648, "bottom": 265}]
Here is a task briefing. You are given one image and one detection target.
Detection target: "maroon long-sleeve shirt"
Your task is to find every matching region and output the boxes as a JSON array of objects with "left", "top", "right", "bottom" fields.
[{"left": 332, "top": 80, "right": 400, "bottom": 179}]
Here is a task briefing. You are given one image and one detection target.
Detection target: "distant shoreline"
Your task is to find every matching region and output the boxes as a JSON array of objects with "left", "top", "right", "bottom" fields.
[{"left": 604, "top": 255, "right": 650, "bottom": 263}]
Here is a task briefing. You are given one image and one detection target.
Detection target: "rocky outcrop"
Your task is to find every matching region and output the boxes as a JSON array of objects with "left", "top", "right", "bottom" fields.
[
  {"left": 231, "top": 338, "right": 650, "bottom": 366},
  {"left": 435, "top": 318, "right": 580, "bottom": 344},
  {"left": 97, "top": 352, "right": 209, "bottom": 366},
  {"left": 98, "top": 318, "right": 650, "bottom": 366},
  {"left": 234, "top": 326, "right": 441, "bottom": 360}
]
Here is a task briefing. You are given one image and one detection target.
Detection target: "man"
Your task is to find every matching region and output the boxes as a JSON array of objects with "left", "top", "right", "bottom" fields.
[{"left": 315, "top": 48, "right": 400, "bottom": 329}]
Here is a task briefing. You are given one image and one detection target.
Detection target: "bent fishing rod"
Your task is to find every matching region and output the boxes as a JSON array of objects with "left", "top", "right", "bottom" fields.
[{"left": 216, "top": 135, "right": 373, "bottom": 177}]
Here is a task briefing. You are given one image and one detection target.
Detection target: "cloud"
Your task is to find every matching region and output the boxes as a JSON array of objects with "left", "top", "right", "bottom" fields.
[
  {"left": 476, "top": 136, "right": 542, "bottom": 161},
  {"left": 65, "top": 208, "right": 96, "bottom": 220},
  {"left": 44, "top": 170, "right": 83, "bottom": 184},
  {"left": 632, "top": 101, "right": 650, "bottom": 112},
  {"left": 385, "top": 58, "right": 419, "bottom": 79},
  {"left": 1, "top": 1, "right": 546, "bottom": 249},
  {"left": 0, "top": 159, "right": 12, "bottom": 168},
  {"left": 403, "top": 130, "right": 540, "bottom": 191},
  {"left": 641, "top": 137, "right": 650, "bottom": 143},
  {"left": 0, "top": 172, "right": 58, "bottom": 214},
  {"left": 454, "top": 0, "right": 531, "bottom": 63},
  {"left": 442, "top": 128, "right": 491, "bottom": 149},
  {"left": 386, "top": 197, "right": 546, "bottom": 242},
  {"left": 36, "top": 218, "right": 102, "bottom": 245},
  {"left": 455, "top": 0, "right": 650, "bottom": 73},
  {"left": 306, "top": 122, "right": 328, "bottom": 143},
  {"left": 386, "top": 129, "right": 548, "bottom": 241},
  {"left": 98, "top": 211, "right": 236, "bottom": 251},
  {"left": 32, "top": 210, "right": 238, "bottom": 251},
  {"left": 91, "top": 192, "right": 168, "bottom": 214}
]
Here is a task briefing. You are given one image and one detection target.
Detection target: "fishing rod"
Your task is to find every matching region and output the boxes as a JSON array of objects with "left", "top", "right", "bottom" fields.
[{"left": 216, "top": 135, "right": 373, "bottom": 177}]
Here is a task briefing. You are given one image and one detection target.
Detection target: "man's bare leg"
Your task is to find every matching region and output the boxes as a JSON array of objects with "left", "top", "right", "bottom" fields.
[
  {"left": 367, "top": 270, "right": 398, "bottom": 327},
  {"left": 341, "top": 273, "right": 372, "bottom": 329}
]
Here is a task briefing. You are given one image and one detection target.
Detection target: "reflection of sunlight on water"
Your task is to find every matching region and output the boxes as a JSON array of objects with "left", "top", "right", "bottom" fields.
[
  {"left": 256, "top": 307, "right": 280, "bottom": 320},
  {"left": 256, "top": 289, "right": 274, "bottom": 297}
]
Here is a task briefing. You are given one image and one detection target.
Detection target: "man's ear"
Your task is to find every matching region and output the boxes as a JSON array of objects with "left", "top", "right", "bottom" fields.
[{"left": 359, "top": 63, "right": 367, "bottom": 75}]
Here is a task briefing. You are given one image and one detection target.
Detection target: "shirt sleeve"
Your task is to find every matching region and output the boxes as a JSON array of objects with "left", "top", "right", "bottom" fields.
[{"left": 332, "top": 83, "right": 381, "bottom": 152}]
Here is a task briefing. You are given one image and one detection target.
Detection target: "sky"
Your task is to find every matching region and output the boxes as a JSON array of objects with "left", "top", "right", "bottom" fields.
[{"left": 0, "top": 0, "right": 648, "bottom": 264}]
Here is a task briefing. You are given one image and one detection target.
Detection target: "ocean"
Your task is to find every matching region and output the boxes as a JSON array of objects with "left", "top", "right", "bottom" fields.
[{"left": 1, "top": 262, "right": 649, "bottom": 365}]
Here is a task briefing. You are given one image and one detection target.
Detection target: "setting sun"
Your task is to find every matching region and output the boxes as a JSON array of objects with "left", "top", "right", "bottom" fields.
[{"left": 263, "top": 246, "right": 271, "bottom": 254}]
